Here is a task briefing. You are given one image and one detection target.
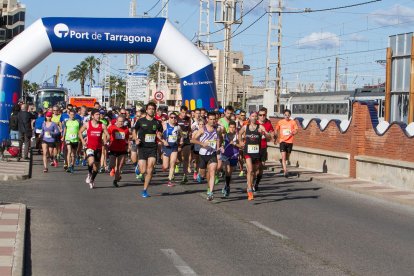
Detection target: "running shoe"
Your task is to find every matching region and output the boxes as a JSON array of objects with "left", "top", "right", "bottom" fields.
[
  {"left": 53, "top": 160, "right": 58, "bottom": 167},
  {"left": 174, "top": 165, "right": 179, "bottom": 174},
  {"left": 43, "top": 168, "right": 48, "bottom": 173},
  {"left": 214, "top": 175, "right": 219, "bottom": 185},
  {"left": 141, "top": 190, "right": 150, "bottom": 198},
  {"left": 167, "top": 180, "right": 175, "bottom": 187},
  {"left": 70, "top": 166, "right": 74, "bottom": 173},
  {"left": 239, "top": 171, "right": 245, "bottom": 177},
  {"left": 63, "top": 164, "right": 68, "bottom": 170},
  {"left": 66, "top": 167, "right": 71, "bottom": 173},
  {"left": 247, "top": 190, "right": 254, "bottom": 201},
  {"left": 86, "top": 173, "right": 91, "bottom": 184},
  {"left": 135, "top": 165, "right": 140, "bottom": 176},
  {"left": 110, "top": 168, "right": 115, "bottom": 177},
  {"left": 99, "top": 167, "right": 105, "bottom": 173},
  {"left": 193, "top": 172, "right": 197, "bottom": 181},
  {"left": 75, "top": 157, "right": 80, "bottom": 166},
  {"left": 112, "top": 180, "right": 119, "bottom": 188},
  {"left": 82, "top": 159, "right": 87, "bottom": 166},
  {"left": 207, "top": 192, "right": 214, "bottom": 201},
  {"left": 137, "top": 173, "right": 145, "bottom": 182},
  {"left": 180, "top": 174, "right": 188, "bottom": 185},
  {"left": 222, "top": 186, "right": 230, "bottom": 197},
  {"left": 197, "top": 174, "right": 203, "bottom": 183},
  {"left": 89, "top": 181, "right": 95, "bottom": 189}
]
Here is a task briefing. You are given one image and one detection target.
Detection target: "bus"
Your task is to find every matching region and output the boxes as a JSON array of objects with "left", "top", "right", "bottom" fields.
[{"left": 33, "top": 86, "right": 68, "bottom": 110}]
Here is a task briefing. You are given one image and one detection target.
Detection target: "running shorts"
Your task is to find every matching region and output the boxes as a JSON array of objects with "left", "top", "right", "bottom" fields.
[
  {"left": 86, "top": 148, "right": 102, "bottom": 161},
  {"left": 198, "top": 154, "right": 218, "bottom": 169},
  {"left": 279, "top": 142, "right": 293, "bottom": 153},
  {"left": 138, "top": 146, "right": 157, "bottom": 160}
]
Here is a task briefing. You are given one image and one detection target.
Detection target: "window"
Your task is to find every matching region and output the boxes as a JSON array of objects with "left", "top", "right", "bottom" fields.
[
  {"left": 166, "top": 100, "right": 175, "bottom": 106},
  {"left": 233, "top": 58, "right": 240, "bottom": 64},
  {"left": 170, "top": 89, "right": 176, "bottom": 95}
]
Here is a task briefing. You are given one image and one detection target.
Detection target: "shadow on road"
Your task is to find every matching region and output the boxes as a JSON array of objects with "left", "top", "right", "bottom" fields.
[{"left": 24, "top": 208, "right": 32, "bottom": 276}]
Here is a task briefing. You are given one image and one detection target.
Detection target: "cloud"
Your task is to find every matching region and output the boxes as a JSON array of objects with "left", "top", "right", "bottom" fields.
[
  {"left": 349, "top": 34, "right": 368, "bottom": 42},
  {"left": 297, "top": 32, "right": 340, "bottom": 49},
  {"left": 371, "top": 4, "right": 414, "bottom": 26}
]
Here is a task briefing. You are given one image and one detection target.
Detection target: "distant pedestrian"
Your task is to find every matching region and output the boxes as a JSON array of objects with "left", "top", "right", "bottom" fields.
[{"left": 17, "top": 104, "right": 35, "bottom": 160}]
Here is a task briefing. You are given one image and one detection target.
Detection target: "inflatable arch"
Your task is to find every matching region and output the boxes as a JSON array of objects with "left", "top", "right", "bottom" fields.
[{"left": 0, "top": 17, "right": 217, "bottom": 141}]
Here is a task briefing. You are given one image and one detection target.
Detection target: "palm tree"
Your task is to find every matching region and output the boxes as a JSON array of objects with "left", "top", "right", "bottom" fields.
[
  {"left": 84, "top": 55, "right": 100, "bottom": 88},
  {"left": 67, "top": 61, "right": 88, "bottom": 95},
  {"left": 109, "top": 76, "right": 126, "bottom": 106}
]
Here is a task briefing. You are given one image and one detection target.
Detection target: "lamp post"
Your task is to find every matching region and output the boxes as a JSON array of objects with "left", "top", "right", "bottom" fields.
[{"left": 114, "top": 81, "right": 119, "bottom": 107}]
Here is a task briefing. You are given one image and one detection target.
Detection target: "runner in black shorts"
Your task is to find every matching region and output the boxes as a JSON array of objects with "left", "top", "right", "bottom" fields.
[
  {"left": 177, "top": 105, "right": 192, "bottom": 184},
  {"left": 133, "top": 102, "right": 163, "bottom": 198}
]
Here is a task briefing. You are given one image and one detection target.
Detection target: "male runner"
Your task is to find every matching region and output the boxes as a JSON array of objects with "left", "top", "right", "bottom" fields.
[
  {"left": 191, "top": 112, "right": 221, "bottom": 201},
  {"left": 62, "top": 109, "right": 81, "bottom": 173},
  {"left": 239, "top": 112, "right": 269, "bottom": 201},
  {"left": 256, "top": 107, "right": 276, "bottom": 191},
  {"left": 236, "top": 110, "right": 247, "bottom": 176},
  {"left": 133, "top": 102, "right": 163, "bottom": 198},
  {"left": 177, "top": 105, "right": 192, "bottom": 184},
  {"left": 79, "top": 109, "right": 109, "bottom": 189},
  {"left": 275, "top": 109, "right": 298, "bottom": 176}
]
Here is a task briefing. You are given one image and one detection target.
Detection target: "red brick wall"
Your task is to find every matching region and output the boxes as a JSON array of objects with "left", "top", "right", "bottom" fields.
[{"left": 269, "top": 102, "right": 414, "bottom": 178}]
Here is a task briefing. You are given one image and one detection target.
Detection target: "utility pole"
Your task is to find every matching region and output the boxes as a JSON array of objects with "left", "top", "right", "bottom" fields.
[
  {"left": 275, "top": 0, "right": 282, "bottom": 113},
  {"left": 334, "top": 57, "right": 340, "bottom": 92},
  {"left": 101, "top": 54, "right": 110, "bottom": 107},
  {"left": 214, "top": 0, "right": 243, "bottom": 107},
  {"left": 157, "top": 0, "right": 169, "bottom": 100},
  {"left": 126, "top": 0, "right": 138, "bottom": 107},
  {"left": 265, "top": 0, "right": 277, "bottom": 89},
  {"left": 198, "top": 0, "right": 210, "bottom": 53}
]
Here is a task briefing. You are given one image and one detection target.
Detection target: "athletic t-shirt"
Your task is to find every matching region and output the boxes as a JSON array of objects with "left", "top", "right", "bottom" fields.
[
  {"left": 134, "top": 117, "right": 162, "bottom": 149},
  {"left": 218, "top": 117, "right": 230, "bottom": 133},
  {"left": 177, "top": 115, "right": 191, "bottom": 142},
  {"left": 276, "top": 119, "right": 298, "bottom": 144},
  {"left": 258, "top": 119, "right": 274, "bottom": 148},
  {"left": 64, "top": 119, "right": 80, "bottom": 143},
  {"left": 108, "top": 125, "right": 129, "bottom": 152}
]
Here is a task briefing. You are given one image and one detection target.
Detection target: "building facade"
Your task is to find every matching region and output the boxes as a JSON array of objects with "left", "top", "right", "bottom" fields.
[{"left": 0, "top": 0, "right": 25, "bottom": 49}]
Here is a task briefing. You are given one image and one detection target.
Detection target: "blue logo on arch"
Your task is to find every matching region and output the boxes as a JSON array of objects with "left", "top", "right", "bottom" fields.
[{"left": 0, "top": 91, "right": 5, "bottom": 103}]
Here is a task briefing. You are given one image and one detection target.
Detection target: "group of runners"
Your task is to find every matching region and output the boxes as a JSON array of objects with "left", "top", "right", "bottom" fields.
[{"left": 36, "top": 102, "right": 298, "bottom": 201}]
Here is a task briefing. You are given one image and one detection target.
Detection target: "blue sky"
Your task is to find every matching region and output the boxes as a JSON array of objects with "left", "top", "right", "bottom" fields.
[{"left": 21, "top": 0, "right": 414, "bottom": 94}]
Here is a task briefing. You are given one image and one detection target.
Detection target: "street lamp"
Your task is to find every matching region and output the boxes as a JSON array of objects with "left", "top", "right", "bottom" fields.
[{"left": 114, "top": 81, "right": 119, "bottom": 106}]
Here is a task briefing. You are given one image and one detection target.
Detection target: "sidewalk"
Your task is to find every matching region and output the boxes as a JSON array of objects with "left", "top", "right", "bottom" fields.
[
  {"left": 0, "top": 160, "right": 30, "bottom": 181},
  {"left": 0, "top": 203, "right": 26, "bottom": 276},
  {"left": 265, "top": 162, "right": 414, "bottom": 208}
]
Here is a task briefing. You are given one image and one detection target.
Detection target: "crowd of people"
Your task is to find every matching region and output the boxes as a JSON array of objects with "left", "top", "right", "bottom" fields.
[{"left": 8, "top": 101, "right": 298, "bottom": 201}]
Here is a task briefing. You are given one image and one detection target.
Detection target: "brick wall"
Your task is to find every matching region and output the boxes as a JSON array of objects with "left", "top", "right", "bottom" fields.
[{"left": 269, "top": 102, "right": 414, "bottom": 178}]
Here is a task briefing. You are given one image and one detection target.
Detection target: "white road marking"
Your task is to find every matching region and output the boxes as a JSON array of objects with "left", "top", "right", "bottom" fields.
[
  {"left": 161, "top": 249, "right": 198, "bottom": 276},
  {"left": 250, "top": 221, "right": 289, "bottom": 240}
]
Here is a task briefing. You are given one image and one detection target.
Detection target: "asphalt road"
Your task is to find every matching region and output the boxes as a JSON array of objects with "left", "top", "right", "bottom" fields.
[{"left": 1, "top": 156, "right": 414, "bottom": 276}]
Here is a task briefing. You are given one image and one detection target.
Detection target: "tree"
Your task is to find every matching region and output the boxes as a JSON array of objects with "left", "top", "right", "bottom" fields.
[
  {"left": 109, "top": 76, "right": 126, "bottom": 106},
  {"left": 67, "top": 61, "right": 88, "bottom": 95},
  {"left": 84, "top": 55, "right": 100, "bottom": 88},
  {"left": 147, "top": 61, "right": 180, "bottom": 86}
]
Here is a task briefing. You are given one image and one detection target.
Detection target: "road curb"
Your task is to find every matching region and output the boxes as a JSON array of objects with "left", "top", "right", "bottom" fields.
[
  {"left": 0, "top": 161, "right": 30, "bottom": 181},
  {"left": 311, "top": 176, "right": 414, "bottom": 208},
  {"left": 12, "top": 203, "right": 26, "bottom": 276}
]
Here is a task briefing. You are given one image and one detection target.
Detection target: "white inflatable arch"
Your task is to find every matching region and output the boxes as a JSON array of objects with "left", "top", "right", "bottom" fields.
[{"left": 0, "top": 17, "right": 217, "bottom": 141}]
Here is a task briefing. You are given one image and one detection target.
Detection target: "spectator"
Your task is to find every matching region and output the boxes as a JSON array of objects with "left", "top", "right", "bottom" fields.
[
  {"left": 9, "top": 104, "right": 20, "bottom": 140},
  {"left": 17, "top": 104, "right": 35, "bottom": 160}
]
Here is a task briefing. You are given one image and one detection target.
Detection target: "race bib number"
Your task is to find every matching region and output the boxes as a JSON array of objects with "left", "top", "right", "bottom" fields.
[
  {"left": 44, "top": 131, "right": 51, "bottom": 139},
  {"left": 145, "top": 134, "right": 156, "bottom": 143},
  {"left": 182, "top": 131, "right": 188, "bottom": 139},
  {"left": 247, "top": 144, "right": 259, "bottom": 154},
  {"left": 68, "top": 134, "right": 77, "bottom": 140},
  {"left": 86, "top": 149, "right": 94, "bottom": 156},
  {"left": 207, "top": 140, "right": 217, "bottom": 149},
  {"left": 282, "top": 129, "right": 291, "bottom": 136},
  {"left": 114, "top": 132, "right": 125, "bottom": 140},
  {"left": 168, "top": 135, "right": 177, "bottom": 143}
]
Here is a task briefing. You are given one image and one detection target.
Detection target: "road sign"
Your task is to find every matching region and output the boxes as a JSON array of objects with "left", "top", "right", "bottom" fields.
[
  {"left": 126, "top": 73, "right": 148, "bottom": 102},
  {"left": 154, "top": 91, "right": 164, "bottom": 101}
]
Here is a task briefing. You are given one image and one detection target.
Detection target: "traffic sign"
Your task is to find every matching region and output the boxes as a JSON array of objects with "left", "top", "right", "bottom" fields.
[{"left": 154, "top": 91, "right": 164, "bottom": 101}]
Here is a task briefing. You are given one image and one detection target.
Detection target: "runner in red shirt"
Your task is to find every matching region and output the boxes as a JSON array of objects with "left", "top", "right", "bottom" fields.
[
  {"left": 108, "top": 115, "right": 130, "bottom": 187},
  {"left": 79, "top": 109, "right": 109, "bottom": 189},
  {"left": 255, "top": 107, "right": 276, "bottom": 192}
]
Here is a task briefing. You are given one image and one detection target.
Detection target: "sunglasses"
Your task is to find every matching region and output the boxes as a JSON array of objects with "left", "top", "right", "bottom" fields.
[
  {"left": 259, "top": 114, "right": 266, "bottom": 116},
  {"left": 170, "top": 116, "right": 177, "bottom": 119}
]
